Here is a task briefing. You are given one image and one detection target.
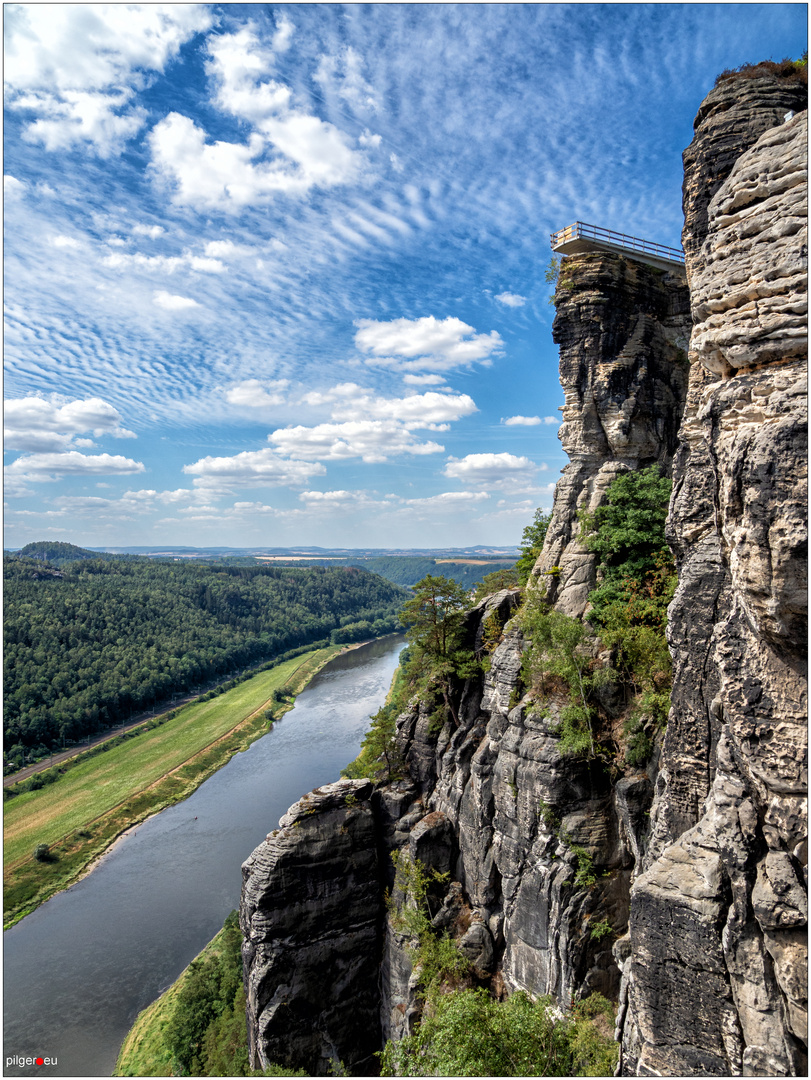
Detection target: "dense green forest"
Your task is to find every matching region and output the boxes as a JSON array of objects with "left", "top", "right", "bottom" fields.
[
  {"left": 16, "top": 540, "right": 142, "bottom": 565},
  {"left": 4, "top": 554, "right": 406, "bottom": 762},
  {"left": 272, "top": 555, "right": 516, "bottom": 589}
]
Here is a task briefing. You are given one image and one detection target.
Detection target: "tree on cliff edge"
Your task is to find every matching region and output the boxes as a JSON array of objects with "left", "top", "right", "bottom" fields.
[{"left": 400, "top": 574, "right": 471, "bottom": 726}]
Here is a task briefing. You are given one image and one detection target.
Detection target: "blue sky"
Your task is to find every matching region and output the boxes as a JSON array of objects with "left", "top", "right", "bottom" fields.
[{"left": 4, "top": 3, "right": 807, "bottom": 549}]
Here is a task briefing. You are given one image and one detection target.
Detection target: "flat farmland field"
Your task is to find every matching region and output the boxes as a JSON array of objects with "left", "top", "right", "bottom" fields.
[{"left": 3, "top": 645, "right": 340, "bottom": 926}]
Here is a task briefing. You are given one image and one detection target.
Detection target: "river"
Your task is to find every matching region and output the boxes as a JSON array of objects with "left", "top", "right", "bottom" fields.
[{"left": 2, "top": 636, "right": 405, "bottom": 1078}]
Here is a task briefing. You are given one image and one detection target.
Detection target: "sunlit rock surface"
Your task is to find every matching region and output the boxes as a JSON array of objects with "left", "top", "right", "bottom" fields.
[
  {"left": 240, "top": 69, "right": 807, "bottom": 1080},
  {"left": 619, "top": 77, "right": 807, "bottom": 1078},
  {"left": 535, "top": 254, "right": 690, "bottom": 617}
]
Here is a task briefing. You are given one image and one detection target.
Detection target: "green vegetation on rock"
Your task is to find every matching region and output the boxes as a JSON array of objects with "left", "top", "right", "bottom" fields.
[
  {"left": 514, "top": 507, "right": 553, "bottom": 584},
  {"left": 380, "top": 852, "right": 618, "bottom": 1077},
  {"left": 115, "top": 911, "right": 307, "bottom": 1077},
  {"left": 521, "top": 601, "right": 615, "bottom": 757},
  {"left": 398, "top": 574, "right": 480, "bottom": 728},
  {"left": 521, "top": 466, "right": 674, "bottom": 762}
]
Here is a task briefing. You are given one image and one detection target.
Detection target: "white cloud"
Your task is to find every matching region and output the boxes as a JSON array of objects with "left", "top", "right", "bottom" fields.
[
  {"left": 50, "top": 234, "right": 83, "bottom": 249},
  {"left": 359, "top": 130, "right": 382, "bottom": 148},
  {"left": 4, "top": 394, "right": 137, "bottom": 452},
  {"left": 148, "top": 112, "right": 314, "bottom": 209},
  {"left": 272, "top": 13, "right": 295, "bottom": 54},
  {"left": 298, "top": 489, "right": 386, "bottom": 510},
  {"left": 183, "top": 448, "right": 325, "bottom": 491},
  {"left": 443, "top": 452, "right": 539, "bottom": 487},
  {"left": 329, "top": 390, "right": 476, "bottom": 428},
  {"left": 104, "top": 250, "right": 225, "bottom": 274},
  {"left": 502, "top": 414, "right": 559, "bottom": 426},
  {"left": 300, "top": 382, "right": 363, "bottom": 407},
  {"left": 495, "top": 291, "right": 527, "bottom": 307},
  {"left": 503, "top": 415, "right": 541, "bottom": 426},
  {"left": 132, "top": 223, "right": 165, "bottom": 239},
  {"left": 265, "top": 387, "right": 474, "bottom": 464},
  {"left": 403, "top": 373, "right": 446, "bottom": 386},
  {"left": 354, "top": 315, "right": 503, "bottom": 373},
  {"left": 225, "top": 379, "right": 289, "bottom": 408},
  {"left": 269, "top": 420, "right": 444, "bottom": 463},
  {"left": 405, "top": 491, "right": 490, "bottom": 509},
  {"left": 113, "top": 487, "right": 213, "bottom": 510},
  {"left": 4, "top": 174, "right": 27, "bottom": 199},
  {"left": 52, "top": 495, "right": 112, "bottom": 513},
  {"left": 153, "top": 290, "right": 199, "bottom": 311},
  {"left": 149, "top": 24, "right": 363, "bottom": 211},
  {"left": 5, "top": 451, "right": 145, "bottom": 480},
  {"left": 4, "top": 4, "right": 213, "bottom": 155},
  {"left": 204, "top": 239, "right": 255, "bottom": 259},
  {"left": 314, "top": 46, "right": 378, "bottom": 114},
  {"left": 232, "top": 501, "right": 278, "bottom": 513}
]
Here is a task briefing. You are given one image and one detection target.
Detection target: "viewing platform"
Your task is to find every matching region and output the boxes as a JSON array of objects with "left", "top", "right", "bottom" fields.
[{"left": 550, "top": 221, "right": 686, "bottom": 274}]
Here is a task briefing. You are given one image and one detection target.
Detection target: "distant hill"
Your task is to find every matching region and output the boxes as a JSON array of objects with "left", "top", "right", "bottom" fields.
[
  {"left": 97, "top": 544, "right": 521, "bottom": 559},
  {"left": 15, "top": 541, "right": 141, "bottom": 566},
  {"left": 17, "top": 541, "right": 101, "bottom": 564},
  {"left": 262, "top": 555, "right": 517, "bottom": 589},
  {"left": 8, "top": 542, "right": 518, "bottom": 589}
]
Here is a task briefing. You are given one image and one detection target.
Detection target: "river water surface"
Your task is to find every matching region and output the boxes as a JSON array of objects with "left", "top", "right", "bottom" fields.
[{"left": 3, "top": 636, "right": 404, "bottom": 1078}]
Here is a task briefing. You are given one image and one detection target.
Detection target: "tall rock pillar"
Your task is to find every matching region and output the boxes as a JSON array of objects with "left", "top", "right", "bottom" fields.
[
  {"left": 620, "top": 69, "right": 808, "bottom": 1077},
  {"left": 240, "top": 780, "right": 383, "bottom": 1076},
  {"left": 535, "top": 254, "right": 690, "bottom": 617}
]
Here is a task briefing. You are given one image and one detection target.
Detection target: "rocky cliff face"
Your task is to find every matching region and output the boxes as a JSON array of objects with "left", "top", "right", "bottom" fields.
[
  {"left": 535, "top": 255, "right": 690, "bottom": 617},
  {"left": 240, "top": 69, "right": 806, "bottom": 1078},
  {"left": 240, "top": 252, "right": 692, "bottom": 1072},
  {"left": 240, "top": 779, "right": 382, "bottom": 1075},
  {"left": 619, "top": 79, "right": 807, "bottom": 1076}
]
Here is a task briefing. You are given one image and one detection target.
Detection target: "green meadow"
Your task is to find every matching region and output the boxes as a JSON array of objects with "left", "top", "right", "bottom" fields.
[{"left": 3, "top": 645, "right": 341, "bottom": 928}]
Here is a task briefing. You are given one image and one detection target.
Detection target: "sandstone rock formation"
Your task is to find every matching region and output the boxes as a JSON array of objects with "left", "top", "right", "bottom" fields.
[
  {"left": 240, "top": 779, "right": 382, "bottom": 1075},
  {"left": 535, "top": 255, "right": 690, "bottom": 617},
  {"left": 240, "top": 68, "right": 807, "bottom": 1079},
  {"left": 618, "top": 81, "right": 807, "bottom": 1077},
  {"left": 681, "top": 71, "right": 807, "bottom": 270}
]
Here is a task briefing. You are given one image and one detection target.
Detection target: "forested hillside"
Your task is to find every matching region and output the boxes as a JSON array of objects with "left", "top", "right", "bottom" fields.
[
  {"left": 16, "top": 540, "right": 141, "bottom": 565},
  {"left": 3, "top": 556, "right": 406, "bottom": 761},
  {"left": 272, "top": 555, "right": 516, "bottom": 589}
]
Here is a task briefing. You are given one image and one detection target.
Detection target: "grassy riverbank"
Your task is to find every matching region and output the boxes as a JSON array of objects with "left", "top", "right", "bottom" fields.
[
  {"left": 115, "top": 911, "right": 308, "bottom": 1077},
  {"left": 115, "top": 914, "right": 243, "bottom": 1077},
  {"left": 3, "top": 644, "right": 344, "bottom": 929}
]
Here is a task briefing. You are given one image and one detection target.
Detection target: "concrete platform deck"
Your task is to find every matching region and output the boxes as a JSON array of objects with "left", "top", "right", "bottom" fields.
[{"left": 551, "top": 222, "right": 686, "bottom": 274}]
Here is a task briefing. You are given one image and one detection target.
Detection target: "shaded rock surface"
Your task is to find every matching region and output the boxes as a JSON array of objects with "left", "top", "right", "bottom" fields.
[
  {"left": 619, "top": 77, "right": 807, "bottom": 1077},
  {"left": 240, "top": 779, "right": 382, "bottom": 1075}
]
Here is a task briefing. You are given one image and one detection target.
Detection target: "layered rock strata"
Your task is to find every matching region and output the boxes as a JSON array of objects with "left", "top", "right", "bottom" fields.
[
  {"left": 681, "top": 71, "right": 807, "bottom": 270},
  {"left": 618, "top": 84, "right": 807, "bottom": 1076},
  {"left": 535, "top": 255, "right": 690, "bottom": 617}
]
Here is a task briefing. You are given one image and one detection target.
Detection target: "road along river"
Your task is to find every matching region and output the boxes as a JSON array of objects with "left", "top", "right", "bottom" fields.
[{"left": 3, "top": 636, "right": 405, "bottom": 1078}]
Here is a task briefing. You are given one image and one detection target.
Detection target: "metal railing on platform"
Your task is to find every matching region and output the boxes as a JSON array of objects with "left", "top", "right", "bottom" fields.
[{"left": 550, "top": 221, "right": 685, "bottom": 263}]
